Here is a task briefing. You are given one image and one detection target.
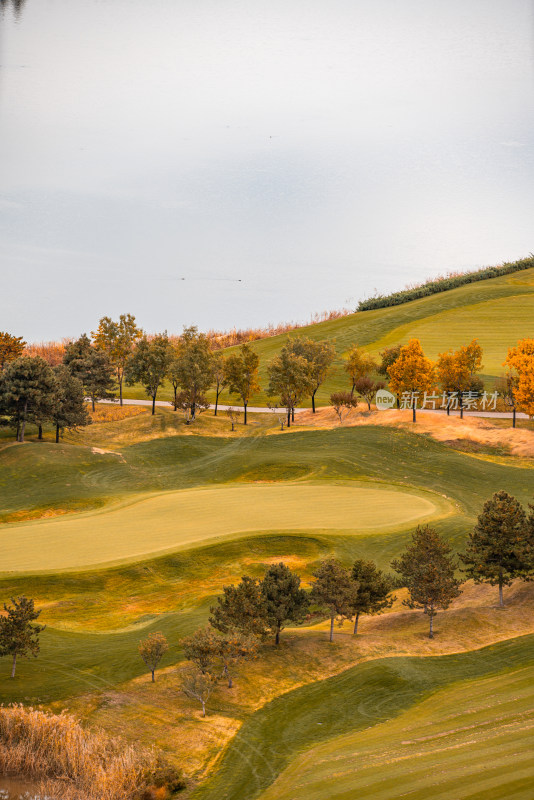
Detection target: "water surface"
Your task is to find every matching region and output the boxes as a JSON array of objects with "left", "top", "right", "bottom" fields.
[{"left": 1, "top": 0, "right": 533, "bottom": 339}]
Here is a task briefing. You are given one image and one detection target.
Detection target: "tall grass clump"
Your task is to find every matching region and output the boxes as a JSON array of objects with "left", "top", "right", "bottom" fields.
[
  {"left": 0, "top": 705, "right": 184, "bottom": 800},
  {"left": 357, "top": 255, "right": 534, "bottom": 311}
]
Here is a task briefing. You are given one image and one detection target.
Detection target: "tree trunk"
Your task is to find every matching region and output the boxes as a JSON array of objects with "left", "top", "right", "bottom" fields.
[
  {"left": 151, "top": 395, "right": 156, "bottom": 415},
  {"left": 367, "top": 399, "right": 371, "bottom": 411},
  {"left": 412, "top": 403, "right": 416, "bottom": 423},
  {"left": 151, "top": 669, "right": 155, "bottom": 683},
  {"left": 446, "top": 392, "right": 450, "bottom": 415},
  {"left": 291, "top": 407, "right": 295, "bottom": 422},
  {"left": 287, "top": 410, "right": 291, "bottom": 428},
  {"left": 119, "top": 377, "right": 123, "bottom": 406},
  {"left": 173, "top": 386, "right": 178, "bottom": 411},
  {"left": 19, "top": 401, "right": 28, "bottom": 442},
  {"left": 201, "top": 700, "right": 206, "bottom": 717},
  {"left": 275, "top": 622, "right": 281, "bottom": 645},
  {"left": 11, "top": 654, "right": 16, "bottom": 678},
  {"left": 513, "top": 407, "right": 516, "bottom": 428},
  {"left": 396, "top": 395, "right": 400, "bottom": 409},
  {"left": 92, "top": 397, "right": 96, "bottom": 412},
  {"left": 460, "top": 395, "right": 464, "bottom": 419},
  {"left": 312, "top": 390, "right": 316, "bottom": 413},
  {"left": 56, "top": 422, "right": 60, "bottom": 443},
  {"left": 499, "top": 579, "right": 504, "bottom": 608},
  {"left": 329, "top": 614, "right": 335, "bottom": 642},
  {"left": 231, "top": 422, "right": 235, "bottom": 431},
  {"left": 429, "top": 612, "right": 434, "bottom": 639},
  {"left": 353, "top": 611, "right": 360, "bottom": 635},
  {"left": 38, "top": 424, "right": 43, "bottom": 440},
  {"left": 214, "top": 387, "right": 220, "bottom": 416},
  {"left": 244, "top": 403, "right": 247, "bottom": 425}
]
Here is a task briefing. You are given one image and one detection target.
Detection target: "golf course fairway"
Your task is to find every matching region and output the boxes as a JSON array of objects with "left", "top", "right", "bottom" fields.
[{"left": 0, "top": 483, "right": 449, "bottom": 573}]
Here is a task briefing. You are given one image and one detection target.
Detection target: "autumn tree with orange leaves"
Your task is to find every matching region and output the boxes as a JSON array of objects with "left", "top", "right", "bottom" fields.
[
  {"left": 387, "top": 339, "right": 435, "bottom": 422},
  {"left": 505, "top": 338, "right": 534, "bottom": 417}
]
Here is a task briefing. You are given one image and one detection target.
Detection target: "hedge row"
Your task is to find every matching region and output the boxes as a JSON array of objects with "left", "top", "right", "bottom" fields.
[{"left": 357, "top": 255, "right": 534, "bottom": 312}]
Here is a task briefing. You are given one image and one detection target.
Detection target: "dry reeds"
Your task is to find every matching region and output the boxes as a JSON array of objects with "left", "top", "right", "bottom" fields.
[{"left": 0, "top": 705, "right": 183, "bottom": 800}]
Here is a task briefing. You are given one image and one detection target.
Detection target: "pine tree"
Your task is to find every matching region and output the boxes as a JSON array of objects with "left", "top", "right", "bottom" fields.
[
  {"left": 0, "top": 356, "right": 56, "bottom": 441},
  {"left": 260, "top": 563, "right": 309, "bottom": 645},
  {"left": 350, "top": 560, "right": 395, "bottom": 634},
  {"left": 310, "top": 559, "right": 356, "bottom": 642},
  {"left": 0, "top": 332, "right": 26, "bottom": 369},
  {"left": 209, "top": 576, "right": 269, "bottom": 639},
  {"left": 461, "top": 491, "right": 533, "bottom": 607},
  {"left": 0, "top": 596, "right": 45, "bottom": 678},
  {"left": 392, "top": 526, "right": 461, "bottom": 638},
  {"left": 51, "top": 365, "right": 91, "bottom": 442},
  {"left": 64, "top": 334, "right": 116, "bottom": 411}
]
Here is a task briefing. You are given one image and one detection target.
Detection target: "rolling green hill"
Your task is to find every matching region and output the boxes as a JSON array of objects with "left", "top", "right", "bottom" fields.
[{"left": 123, "top": 266, "right": 534, "bottom": 407}]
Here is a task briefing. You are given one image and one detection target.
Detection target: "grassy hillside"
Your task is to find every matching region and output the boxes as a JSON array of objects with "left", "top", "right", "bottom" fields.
[
  {"left": 193, "top": 635, "right": 534, "bottom": 800},
  {"left": 120, "top": 266, "right": 534, "bottom": 406},
  {"left": 1, "top": 404, "right": 533, "bottom": 798},
  {"left": 258, "top": 659, "right": 534, "bottom": 800}
]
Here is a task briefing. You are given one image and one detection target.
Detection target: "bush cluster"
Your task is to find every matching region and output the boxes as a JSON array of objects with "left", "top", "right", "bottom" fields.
[{"left": 357, "top": 255, "right": 534, "bottom": 311}]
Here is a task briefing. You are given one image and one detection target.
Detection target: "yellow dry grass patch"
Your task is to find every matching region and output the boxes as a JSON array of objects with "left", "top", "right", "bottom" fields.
[
  {"left": 295, "top": 406, "right": 534, "bottom": 459},
  {"left": 88, "top": 405, "right": 148, "bottom": 422},
  {"left": 68, "top": 580, "right": 534, "bottom": 782}
]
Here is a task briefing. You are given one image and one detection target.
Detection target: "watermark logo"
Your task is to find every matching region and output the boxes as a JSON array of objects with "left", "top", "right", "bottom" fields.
[{"left": 375, "top": 389, "right": 396, "bottom": 411}]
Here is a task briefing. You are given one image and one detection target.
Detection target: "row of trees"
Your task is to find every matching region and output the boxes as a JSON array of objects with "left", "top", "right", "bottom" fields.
[
  {"left": 338, "top": 336, "right": 534, "bottom": 424},
  {"left": 137, "top": 489, "right": 534, "bottom": 715},
  {"left": 3, "top": 492, "right": 533, "bottom": 713},
  {"left": 2, "top": 322, "right": 533, "bottom": 434}
]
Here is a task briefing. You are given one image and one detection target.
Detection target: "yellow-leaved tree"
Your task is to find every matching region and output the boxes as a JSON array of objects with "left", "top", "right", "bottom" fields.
[
  {"left": 504, "top": 338, "right": 534, "bottom": 417},
  {"left": 388, "top": 339, "right": 435, "bottom": 422}
]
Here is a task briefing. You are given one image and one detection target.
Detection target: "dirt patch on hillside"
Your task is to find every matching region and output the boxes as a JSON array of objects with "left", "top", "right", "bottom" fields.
[{"left": 294, "top": 407, "right": 534, "bottom": 459}]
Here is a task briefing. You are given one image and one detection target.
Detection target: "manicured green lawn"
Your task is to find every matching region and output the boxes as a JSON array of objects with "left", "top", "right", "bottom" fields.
[
  {"left": 0, "top": 482, "right": 447, "bottom": 572},
  {"left": 193, "top": 635, "right": 534, "bottom": 800}
]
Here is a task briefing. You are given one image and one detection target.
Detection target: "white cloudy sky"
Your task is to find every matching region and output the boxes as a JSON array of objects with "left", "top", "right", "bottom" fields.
[{"left": 1, "top": 0, "right": 533, "bottom": 340}]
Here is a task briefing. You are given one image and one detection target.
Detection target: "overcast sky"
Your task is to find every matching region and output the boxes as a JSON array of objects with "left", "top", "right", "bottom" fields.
[{"left": 1, "top": 0, "right": 533, "bottom": 341}]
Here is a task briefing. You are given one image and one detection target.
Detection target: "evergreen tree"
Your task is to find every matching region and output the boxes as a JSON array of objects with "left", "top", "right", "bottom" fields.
[
  {"left": 0, "top": 332, "right": 26, "bottom": 369},
  {"left": 225, "top": 343, "right": 260, "bottom": 425},
  {"left": 392, "top": 525, "right": 461, "bottom": 638},
  {"left": 64, "top": 334, "right": 117, "bottom": 411},
  {"left": 350, "top": 559, "right": 395, "bottom": 634},
  {"left": 209, "top": 576, "right": 268, "bottom": 639},
  {"left": 125, "top": 334, "right": 173, "bottom": 414},
  {"left": 260, "top": 563, "right": 309, "bottom": 645},
  {"left": 0, "top": 356, "right": 56, "bottom": 441},
  {"left": 51, "top": 365, "right": 91, "bottom": 442},
  {"left": 0, "top": 596, "right": 45, "bottom": 678},
  {"left": 310, "top": 559, "right": 356, "bottom": 642},
  {"left": 461, "top": 491, "right": 533, "bottom": 607}
]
